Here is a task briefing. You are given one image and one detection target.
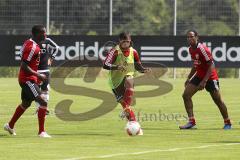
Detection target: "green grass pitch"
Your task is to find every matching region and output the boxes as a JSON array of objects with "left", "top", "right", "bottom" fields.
[{"left": 0, "top": 78, "right": 240, "bottom": 160}]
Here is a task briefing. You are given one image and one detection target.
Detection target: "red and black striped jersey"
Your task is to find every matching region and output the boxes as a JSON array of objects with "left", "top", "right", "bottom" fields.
[
  {"left": 189, "top": 43, "right": 218, "bottom": 80},
  {"left": 18, "top": 39, "right": 41, "bottom": 83}
]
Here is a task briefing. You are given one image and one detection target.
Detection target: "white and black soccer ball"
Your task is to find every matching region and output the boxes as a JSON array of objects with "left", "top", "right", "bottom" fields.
[{"left": 125, "top": 121, "right": 141, "bottom": 136}]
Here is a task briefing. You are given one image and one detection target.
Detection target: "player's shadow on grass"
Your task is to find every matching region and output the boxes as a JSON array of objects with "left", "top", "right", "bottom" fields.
[
  {"left": 196, "top": 128, "right": 240, "bottom": 130},
  {"left": 0, "top": 134, "right": 8, "bottom": 137},
  {"left": 143, "top": 127, "right": 185, "bottom": 131}
]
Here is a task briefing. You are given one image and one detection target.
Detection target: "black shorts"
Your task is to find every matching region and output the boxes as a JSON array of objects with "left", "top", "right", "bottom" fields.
[
  {"left": 112, "top": 77, "right": 127, "bottom": 102},
  {"left": 112, "top": 76, "right": 134, "bottom": 102},
  {"left": 20, "top": 81, "right": 41, "bottom": 102},
  {"left": 112, "top": 80, "right": 125, "bottom": 102},
  {"left": 190, "top": 76, "right": 220, "bottom": 92},
  {"left": 38, "top": 71, "right": 50, "bottom": 91}
]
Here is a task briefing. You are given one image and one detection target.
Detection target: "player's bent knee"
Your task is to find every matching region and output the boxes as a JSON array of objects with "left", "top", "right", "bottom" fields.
[
  {"left": 182, "top": 92, "right": 191, "bottom": 100},
  {"left": 35, "top": 96, "right": 48, "bottom": 106},
  {"left": 39, "top": 100, "right": 47, "bottom": 107}
]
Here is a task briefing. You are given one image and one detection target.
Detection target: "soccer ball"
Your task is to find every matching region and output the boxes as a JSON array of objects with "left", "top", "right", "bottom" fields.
[{"left": 125, "top": 121, "right": 141, "bottom": 136}]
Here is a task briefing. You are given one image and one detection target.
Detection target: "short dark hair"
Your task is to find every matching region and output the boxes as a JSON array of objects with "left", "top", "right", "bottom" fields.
[
  {"left": 187, "top": 29, "right": 198, "bottom": 36},
  {"left": 119, "top": 32, "right": 131, "bottom": 40},
  {"left": 32, "top": 25, "right": 45, "bottom": 36}
]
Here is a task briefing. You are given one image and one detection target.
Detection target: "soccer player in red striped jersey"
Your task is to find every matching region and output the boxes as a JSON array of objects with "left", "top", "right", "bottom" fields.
[
  {"left": 179, "top": 30, "right": 231, "bottom": 130},
  {"left": 4, "top": 25, "right": 51, "bottom": 137}
]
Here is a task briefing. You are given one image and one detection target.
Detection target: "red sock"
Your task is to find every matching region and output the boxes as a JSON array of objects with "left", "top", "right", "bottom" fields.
[
  {"left": 123, "top": 88, "right": 134, "bottom": 106},
  {"left": 120, "top": 101, "right": 128, "bottom": 109},
  {"left": 120, "top": 101, "right": 136, "bottom": 121},
  {"left": 38, "top": 107, "right": 47, "bottom": 134},
  {"left": 9, "top": 105, "right": 26, "bottom": 129},
  {"left": 224, "top": 119, "right": 231, "bottom": 125},
  {"left": 189, "top": 117, "right": 196, "bottom": 125},
  {"left": 126, "top": 108, "right": 136, "bottom": 121}
]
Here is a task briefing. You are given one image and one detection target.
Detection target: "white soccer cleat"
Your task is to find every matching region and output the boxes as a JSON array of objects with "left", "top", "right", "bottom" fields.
[
  {"left": 4, "top": 123, "right": 16, "bottom": 136},
  {"left": 138, "top": 128, "right": 143, "bottom": 136},
  {"left": 38, "top": 132, "right": 51, "bottom": 138}
]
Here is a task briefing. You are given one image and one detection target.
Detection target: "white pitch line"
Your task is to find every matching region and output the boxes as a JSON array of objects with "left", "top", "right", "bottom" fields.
[{"left": 63, "top": 143, "right": 240, "bottom": 160}]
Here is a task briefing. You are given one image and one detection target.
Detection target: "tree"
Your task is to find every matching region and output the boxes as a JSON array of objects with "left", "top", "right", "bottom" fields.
[
  {"left": 112, "top": 0, "right": 172, "bottom": 35},
  {"left": 177, "top": 0, "right": 238, "bottom": 35}
]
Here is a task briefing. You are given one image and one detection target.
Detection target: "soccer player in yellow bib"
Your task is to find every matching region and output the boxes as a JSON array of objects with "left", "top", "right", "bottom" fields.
[{"left": 103, "top": 32, "right": 150, "bottom": 134}]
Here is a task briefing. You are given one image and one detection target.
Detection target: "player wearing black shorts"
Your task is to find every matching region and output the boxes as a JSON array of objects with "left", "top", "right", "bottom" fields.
[
  {"left": 35, "top": 38, "right": 59, "bottom": 114},
  {"left": 179, "top": 30, "right": 231, "bottom": 130},
  {"left": 4, "top": 25, "right": 51, "bottom": 137}
]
